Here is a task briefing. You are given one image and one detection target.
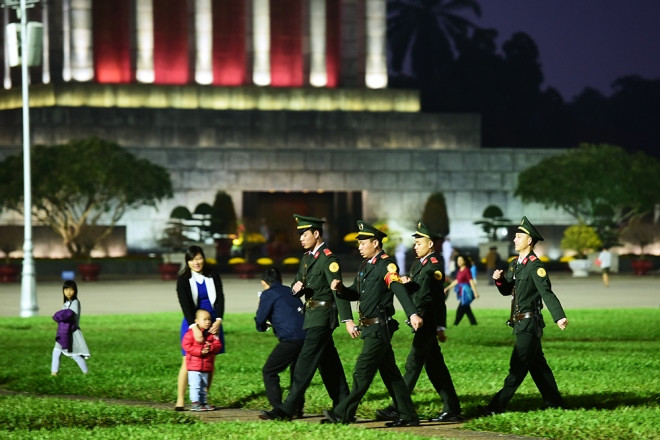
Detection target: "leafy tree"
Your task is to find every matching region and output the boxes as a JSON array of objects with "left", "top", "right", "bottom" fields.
[
  {"left": 0, "top": 137, "right": 173, "bottom": 259},
  {"left": 421, "top": 192, "right": 449, "bottom": 238},
  {"left": 210, "top": 191, "right": 237, "bottom": 237},
  {"left": 560, "top": 223, "right": 602, "bottom": 259},
  {"left": 388, "top": 0, "right": 481, "bottom": 108},
  {"left": 515, "top": 144, "right": 660, "bottom": 235}
]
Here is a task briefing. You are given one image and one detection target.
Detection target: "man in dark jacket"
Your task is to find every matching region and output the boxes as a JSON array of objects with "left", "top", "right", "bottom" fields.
[
  {"left": 255, "top": 267, "right": 306, "bottom": 417},
  {"left": 481, "top": 216, "right": 569, "bottom": 415},
  {"left": 259, "top": 215, "right": 349, "bottom": 420}
]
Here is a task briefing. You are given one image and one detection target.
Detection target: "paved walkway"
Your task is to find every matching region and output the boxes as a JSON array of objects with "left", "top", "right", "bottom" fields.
[{"left": 1, "top": 272, "right": 657, "bottom": 317}]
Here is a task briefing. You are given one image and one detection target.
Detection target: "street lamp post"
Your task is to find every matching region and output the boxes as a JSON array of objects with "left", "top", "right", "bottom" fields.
[{"left": 2, "top": 0, "right": 40, "bottom": 316}]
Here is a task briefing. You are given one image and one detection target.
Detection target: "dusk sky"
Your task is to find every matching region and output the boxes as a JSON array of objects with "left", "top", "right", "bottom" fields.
[{"left": 476, "top": 0, "right": 660, "bottom": 101}]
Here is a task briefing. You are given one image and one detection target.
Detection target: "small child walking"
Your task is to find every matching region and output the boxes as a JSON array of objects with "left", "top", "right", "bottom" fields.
[
  {"left": 181, "top": 309, "right": 223, "bottom": 411},
  {"left": 51, "top": 280, "right": 90, "bottom": 375}
]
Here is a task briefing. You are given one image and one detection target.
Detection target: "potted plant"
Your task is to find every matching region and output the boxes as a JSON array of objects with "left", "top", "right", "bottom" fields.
[
  {"left": 619, "top": 215, "right": 658, "bottom": 275},
  {"left": 473, "top": 205, "right": 511, "bottom": 242},
  {"left": 156, "top": 206, "right": 191, "bottom": 280},
  {"left": 229, "top": 219, "right": 266, "bottom": 278},
  {"left": 0, "top": 226, "right": 22, "bottom": 283},
  {"left": 560, "top": 223, "right": 602, "bottom": 277}
]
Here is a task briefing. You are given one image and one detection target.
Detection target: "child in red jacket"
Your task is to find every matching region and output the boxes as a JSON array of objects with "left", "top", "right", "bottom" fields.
[{"left": 181, "top": 309, "right": 223, "bottom": 411}]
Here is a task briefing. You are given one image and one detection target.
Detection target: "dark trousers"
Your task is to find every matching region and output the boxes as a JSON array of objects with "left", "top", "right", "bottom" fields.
[
  {"left": 488, "top": 330, "right": 564, "bottom": 412},
  {"left": 454, "top": 304, "right": 477, "bottom": 325},
  {"left": 398, "top": 323, "right": 461, "bottom": 413},
  {"left": 262, "top": 339, "right": 305, "bottom": 411},
  {"left": 279, "top": 326, "right": 349, "bottom": 415},
  {"left": 334, "top": 328, "right": 418, "bottom": 423}
]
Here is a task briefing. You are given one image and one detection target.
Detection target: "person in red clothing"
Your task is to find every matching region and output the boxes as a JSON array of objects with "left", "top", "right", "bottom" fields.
[
  {"left": 182, "top": 309, "right": 223, "bottom": 411},
  {"left": 444, "top": 254, "right": 480, "bottom": 326}
]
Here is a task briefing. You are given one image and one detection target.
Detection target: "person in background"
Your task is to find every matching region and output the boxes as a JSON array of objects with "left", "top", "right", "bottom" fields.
[
  {"left": 181, "top": 309, "right": 223, "bottom": 411},
  {"left": 175, "top": 245, "right": 225, "bottom": 411},
  {"left": 597, "top": 246, "right": 612, "bottom": 287},
  {"left": 485, "top": 246, "right": 502, "bottom": 285},
  {"left": 51, "top": 280, "right": 90, "bottom": 375},
  {"left": 480, "top": 216, "right": 568, "bottom": 416},
  {"left": 255, "top": 267, "right": 306, "bottom": 417},
  {"left": 444, "top": 254, "right": 480, "bottom": 326},
  {"left": 442, "top": 236, "right": 453, "bottom": 277}
]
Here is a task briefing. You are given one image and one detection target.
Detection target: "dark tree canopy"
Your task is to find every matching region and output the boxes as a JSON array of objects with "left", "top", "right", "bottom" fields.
[
  {"left": 421, "top": 192, "right": 450, "bottom": 237},
  {"left": 515, "top": 144, "right": 660, "bottom": 231},
  {"left": 0, "top": 137, "right": 173, "bottom": 259}
]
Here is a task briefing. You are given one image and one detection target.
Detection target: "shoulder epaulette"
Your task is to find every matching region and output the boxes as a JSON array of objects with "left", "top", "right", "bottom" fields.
[
  {"left": 430, "top": 256, "right": 439, "bottom": 264},
  {"left": 529, "top": 255, "right": 537, "bottom": 261},
  {"left": 323, "top": 248, "right": 332, "bottom": 256},
  {"left": 381, "top": 253, "right": 390, "bottom": 259}
]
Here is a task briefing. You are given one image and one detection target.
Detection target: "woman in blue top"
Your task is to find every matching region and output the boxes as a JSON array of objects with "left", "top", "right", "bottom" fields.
[{"left": 175, "top": 245, "right": 225, "bottom": 411}]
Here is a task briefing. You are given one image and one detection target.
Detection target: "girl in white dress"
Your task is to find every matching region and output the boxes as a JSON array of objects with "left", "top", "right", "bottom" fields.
[{"left": 51, "top": 280, "right": 90, "bottom": 375}]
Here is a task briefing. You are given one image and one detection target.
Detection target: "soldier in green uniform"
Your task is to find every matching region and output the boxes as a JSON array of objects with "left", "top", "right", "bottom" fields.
[
  {"left": 481, "top": 216, "right": 569, "bottom": 415},
  {"left": 375, "top": 221, "right": 462, "bottom": 423},
  {"left": 323, "top": 220, "right": 423, "bottom": 427},
  {"left": 260, "top": 215, "right": 349, "bottom": 420}
]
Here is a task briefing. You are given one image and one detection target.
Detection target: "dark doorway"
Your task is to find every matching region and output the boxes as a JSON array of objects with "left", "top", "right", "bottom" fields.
[{"left": 242, "top": 191, "right": 362, "bottom": 257}]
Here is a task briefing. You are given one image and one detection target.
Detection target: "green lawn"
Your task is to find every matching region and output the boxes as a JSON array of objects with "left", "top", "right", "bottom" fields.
[{"left": 0, "top": 308, "right": 658, "bottom": 439}]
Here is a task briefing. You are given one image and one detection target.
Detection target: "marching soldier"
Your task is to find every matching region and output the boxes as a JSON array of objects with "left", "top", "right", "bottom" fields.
[
  {"left": 481, "top": 216, "right": 568, "bottom": 415},
  {"left": 375, "top": 221, "right": 462, "bottom": 423},
  {"left": 259, "top": 215, "right": 349, "bottom": 420},
  {"left": 323, "top": 220, "right": 422, "bottom": 427}
]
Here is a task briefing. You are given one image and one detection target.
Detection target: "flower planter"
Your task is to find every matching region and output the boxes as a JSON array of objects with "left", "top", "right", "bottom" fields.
[
  {"left": 158, "top": 262, "right": 181, "bottom": 280},
  {"left": 78, "top": 263, "right": 102, "bottom": 281},
  {"left": 568, "top": 259, "right": 591, "bottom": 277},
  {"left": 631, "top": 260, "right": 652, "bottom": 276},
  {"left": 233, "top": 262, "right": 258, "bottom": 279},
  {"left": 0, "top": 264, "right": 20, "bottom": 282}
]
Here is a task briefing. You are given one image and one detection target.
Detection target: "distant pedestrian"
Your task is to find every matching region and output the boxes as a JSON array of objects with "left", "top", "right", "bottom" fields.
[
  {"left": 182, "top": 309, "right": 223, "bottom": 411},
  {"left": 444, "top": 254, "right": 480, "bottom": 326},
  {"left": 485, "top": 246, "right": 502, "bottom": 285},
  {"left": 51, "top": 280, "right": 90, "bottom": 376},
  {"left": 597, "top": 246, "right": 612, "bottom": 287},
  {"left": 255, "top": 267, "right": 306, "bottom": 417}
]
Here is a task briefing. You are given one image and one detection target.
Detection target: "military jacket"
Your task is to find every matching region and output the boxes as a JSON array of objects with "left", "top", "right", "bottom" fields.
[
  {"left": 495, "top": 251, "right": 566, "bottom": 334},
  {"left": 339, "top": 251, "right": 418, "bottom": 338},
  {"left": 292, "top": 243, "right": 347, "bottom": 330},
  {"left": 406, "top": 252, "right": 446, "bottom": 328}
]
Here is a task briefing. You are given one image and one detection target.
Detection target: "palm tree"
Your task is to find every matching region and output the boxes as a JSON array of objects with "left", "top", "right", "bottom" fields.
[{"left": 387, "top": 0, "right": 482, "bottom": 86}]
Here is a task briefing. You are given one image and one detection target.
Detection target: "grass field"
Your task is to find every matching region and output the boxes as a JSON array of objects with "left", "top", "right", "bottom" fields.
[{"left": 0, "top": 308, "right": 658, "bottom": 439}]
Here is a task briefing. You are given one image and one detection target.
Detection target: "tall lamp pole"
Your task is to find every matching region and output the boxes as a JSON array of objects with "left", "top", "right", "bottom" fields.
[{"left": 3, "top": 0, "right": 39, "bottom": 316}]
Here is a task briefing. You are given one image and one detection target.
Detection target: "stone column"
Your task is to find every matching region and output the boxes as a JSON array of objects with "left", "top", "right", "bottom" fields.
[
  {"left": 70, "top": 0, "right": 93, "bottom": 81},
  {"left": 135, "top": 0, "right": 154, "bottom": 83},
  {"left": 309, "top": 0, "right": 326, "bottom": 87},
  {"left": 364, "top": 0, "right": 386, "bottom": 89},
  {"left": 252, "top": 0, "right": 270, "bottom": 86},
  {"left": 194, "top": 0, "right": 213, "bottom": 84}
]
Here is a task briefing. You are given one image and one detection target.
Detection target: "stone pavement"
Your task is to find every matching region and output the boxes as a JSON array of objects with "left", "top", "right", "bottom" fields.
[{"left": 0, "top": 272, "right": 657, "bottom": 317}]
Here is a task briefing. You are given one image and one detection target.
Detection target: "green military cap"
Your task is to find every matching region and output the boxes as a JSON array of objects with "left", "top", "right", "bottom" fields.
[
  {"left": 412, "top": 220, "right": 441, "bottom": 240},
  {"left": 517, "top": 216, "right": 544, "bottom": 242},
  {"left": 356, "top": 220, "right": 387, "bottom": 241},
  {"left": 293, "top": 214, "right": 324, "bottom": 233}
]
